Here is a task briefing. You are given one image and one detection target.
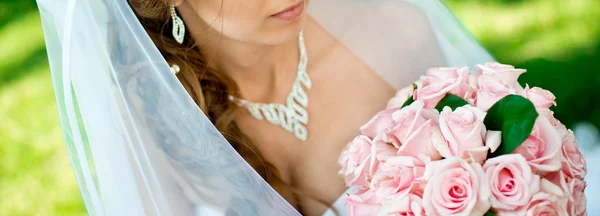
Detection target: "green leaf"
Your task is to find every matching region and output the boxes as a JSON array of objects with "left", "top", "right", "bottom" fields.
[
  {"left": 484, "top": 95, "right": 539, "bottom": 157},
  {"left": 401, "top": 96, "right": 415, "bottom": 108},
  {"left": 434, "top": 94, "right": 469, "bottom": 112},
  {"left": 484, "top": 211, "right": 496, "bottom": 216},
  {"left": 412, "top": 83, "right": 418, "bottom": 91}
]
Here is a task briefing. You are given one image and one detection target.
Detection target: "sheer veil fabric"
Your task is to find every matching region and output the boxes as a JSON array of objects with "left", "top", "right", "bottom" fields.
[{"left": 36, "top": 0, "right": 493, "bottom": 215}]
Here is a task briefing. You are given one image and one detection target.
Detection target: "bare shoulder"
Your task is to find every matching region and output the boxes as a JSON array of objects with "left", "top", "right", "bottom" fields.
[
  {"left": 309, "top": 0, "right": 446, "bottom": 61},
  {"left": 363, "top": 0, "right": 444, "bottom": 57},
  {"left": 308, "top": 0, "right": 447, "bottom": 88},
  {"left": 368, "top": 0, "right": 433, "bottom": 33},
  {"left": 309, "top": 0, "right": 432, "bottom": 34},
  {"left": 361, "top": 0, "right": 449, "bottom": 81}
]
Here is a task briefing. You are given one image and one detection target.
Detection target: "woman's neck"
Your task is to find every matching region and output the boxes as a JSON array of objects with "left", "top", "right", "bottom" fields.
[
  {"left": 201, "top": 33, "right": 299, "bottom": 91},
  {"left": 179, "top": 6, "right": 300, "bottom": 101}
]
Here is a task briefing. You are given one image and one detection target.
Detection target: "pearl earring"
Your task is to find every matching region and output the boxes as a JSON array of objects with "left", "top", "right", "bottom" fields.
[
  {"left": 170, "top": 0, "right": 185, "bottom": 44},
  {"left": 171, "top": 64, "right": 181, "bottom": 74}
]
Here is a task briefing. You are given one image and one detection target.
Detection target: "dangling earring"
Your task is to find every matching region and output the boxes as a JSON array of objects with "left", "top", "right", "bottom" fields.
[{"left": 170, "top": 0, "right": 185, "bottom": 44}]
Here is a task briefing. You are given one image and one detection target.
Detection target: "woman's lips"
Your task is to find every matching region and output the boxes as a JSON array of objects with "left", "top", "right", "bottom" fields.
[{"left": 271, "top": 1, "right": 304, "bottom": 21}]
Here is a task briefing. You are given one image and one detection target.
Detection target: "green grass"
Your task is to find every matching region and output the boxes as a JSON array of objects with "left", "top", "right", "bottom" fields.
[
  {"left": 0, "top": 0, "right": 598, "bottom": 215},
  {"left": 0, "top": 64, "right": 86, "bottom": 216},
  {"left": 447, "top": 0, "right": 600, "bottom": 63},
  {"left": 0, "top": 11, "right": 48, "bottom": 85},
  {"left": 0, "top": 10, "right": 85, "bottom": 216}
]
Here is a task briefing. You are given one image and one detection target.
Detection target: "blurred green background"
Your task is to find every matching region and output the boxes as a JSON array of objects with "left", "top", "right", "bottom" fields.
[{"left": 0, "top": 0, "right": 598, "bottom": 215}]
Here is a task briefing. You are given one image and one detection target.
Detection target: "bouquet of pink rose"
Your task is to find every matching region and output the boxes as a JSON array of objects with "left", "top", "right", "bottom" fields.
[{"left": 338, "top": 63, "right": 587, "bottom": 216}]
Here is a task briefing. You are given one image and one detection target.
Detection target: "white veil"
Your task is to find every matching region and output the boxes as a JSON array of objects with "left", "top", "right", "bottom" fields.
[{"left": 36, "top": 0, "right": 493, "bottom": 215}]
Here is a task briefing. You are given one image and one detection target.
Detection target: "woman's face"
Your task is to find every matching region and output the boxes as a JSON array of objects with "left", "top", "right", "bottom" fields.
[{"left": 178, "top": 0, "right": 308, "bottom": 45}]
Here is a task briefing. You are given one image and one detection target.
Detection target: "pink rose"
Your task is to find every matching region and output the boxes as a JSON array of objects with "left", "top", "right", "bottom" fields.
[
  {"left": 555, "top": 126, "right": 587, "bottom": 179},
  {"left": 467, "top": 74, "right": 479, "bottom": 90},
  {"left": 483, "top": 154, "right": 541, "bottom": 210},
  {"left": 542, "top": 113, "right": 562, "bottom": 128},
  {"left": 370, "top": 156, "right": 426, "bottom": 200},
  {"left": 387, "top": 85, "right": 416, "bottom": 109},
  {"left": 386, "top": 101, "right": 443, "bottom": 160},
  {"left": 498, "top": 194, "right": 568, "bottom": 216},
  {"left": 437, "top": 105, "right": 494, "bottom": 164},
  {"left": 414, "top": 67, "right": 472, "bottom": 109},
  {"left": 414, "top": 81, "right": 453, "bottom": 109},
  {"left": 499, "top": 177, "right": 568, "bottom": 216},
  {"left": 425, "top": 67, "right": 469, "bottom": 83},
  {"left": 522, "top": 85, "right": 557, "bottom": 121},
  {"left": 422, "top": 157, "right": 491, "bottom": 216},
  {"left": 543, "top": 171, "right": 568, "bottom": 199},
  {"left": 346, "top": 187, "right": 382, "bottom": 216},
  {"left": 408, "top": 178, "right": 427, "bottom": 198},
  {"left": 338, "top": 136, "right": 372, "bottom": 187},
  {"left": 522, "top": 86, "right": 556, "bottom": 109},
  {"left": 339, "top": 136, "right": 396, "bottom": 187},
  {"left": 475, "top": 62, "right": 526, "bottom": 88},
  {"left": 474, "top": 77, "right": 518, "bottom": 111},
  {"left": 425, "top": 67, "right": 474, "bottom": 98},
  {"left": 360, "top": 108, "right": 400, "bottom": 139},
  {"left": 566, "top": 178, "right": 587, "bottom": 216},
  {"left": 512, "top": 116, "right": 562, "bottom": 174},
  {"left": 486, "top": 130, "right": 502, "bottom": 154},
  {"left": 339, "top": 144, "right": 351, "bottom": 174},
  {"left": 378, "top": 194, "right": 426, "bottom": 216}
]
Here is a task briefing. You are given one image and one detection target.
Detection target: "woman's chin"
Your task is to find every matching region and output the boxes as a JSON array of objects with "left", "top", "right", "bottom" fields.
[{"left": 261, "top": 16, "right": 307, "bottom": 45}]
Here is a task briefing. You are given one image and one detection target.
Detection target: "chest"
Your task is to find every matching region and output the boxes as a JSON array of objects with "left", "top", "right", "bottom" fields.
[{"left": 233, "top": 45, "right": 396, "bottom": 212}]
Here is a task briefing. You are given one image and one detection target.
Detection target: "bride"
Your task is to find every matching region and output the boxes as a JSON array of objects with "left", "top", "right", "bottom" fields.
[{"left": 37, "top": 0, "right": 493, "bottom": 215}]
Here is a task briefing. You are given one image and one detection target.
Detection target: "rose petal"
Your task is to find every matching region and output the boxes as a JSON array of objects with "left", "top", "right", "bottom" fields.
[
  {"left": 360, "top": 108, "right": 399, "bottom": 139},
  {"left": 460, "top": 146, "right": 489, "bottom": 165},
  {"left": 485, "top": 130, "right": 502, "bottom": 153}
]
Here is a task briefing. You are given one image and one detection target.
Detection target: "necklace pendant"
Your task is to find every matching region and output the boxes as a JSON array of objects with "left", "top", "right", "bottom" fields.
[
  {"left": 260, "top": 104, "right": 280, "bottom": 125},
  {"left": 276, "top": 104, "right": 294, "bottom": 133},
  {"left": 230, "top": 31, "right": 310, "bottom": 141},
  {"left": 247, "top": 104, "right": 264, "bottom": 120},
  {"left": 242, "top": 101, "right": 309, "bottom": 141},
  {"left": 293, "top": 123, "right": 308, "bottom": 141}
]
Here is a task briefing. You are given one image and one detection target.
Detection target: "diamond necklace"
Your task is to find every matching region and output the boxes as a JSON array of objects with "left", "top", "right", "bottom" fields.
[{"left": 228, "top": 31, "right": 311, "bottom": 141}]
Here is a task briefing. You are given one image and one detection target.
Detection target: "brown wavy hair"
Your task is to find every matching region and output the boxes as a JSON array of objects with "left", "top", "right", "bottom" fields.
[{"left": 127, "top": 0, "right": 277, "bottom": 181}]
